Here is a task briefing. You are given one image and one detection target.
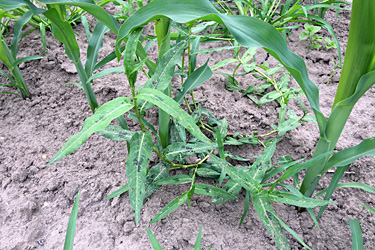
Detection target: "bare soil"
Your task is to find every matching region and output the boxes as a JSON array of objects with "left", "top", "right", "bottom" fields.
[{"left": 1, "top": 5, "right": 374, "bottom": 250}]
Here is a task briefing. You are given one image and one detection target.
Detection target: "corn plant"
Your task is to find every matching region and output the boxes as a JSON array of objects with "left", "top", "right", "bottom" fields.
[
  {"left": 298, "top": 0, "right": 375, "bottom": 215},
  {"left": 0, "top": 7, "right": 44, "bottom": 98}
]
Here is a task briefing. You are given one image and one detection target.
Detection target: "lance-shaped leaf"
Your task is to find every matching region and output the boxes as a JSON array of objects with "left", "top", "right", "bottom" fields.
[
  {"left": 98, "top": 125, "right": 135, "bottom": 141},
  {"left": 115, "top": 0, "right": 327, "bottom": 136},
  {"left": 249, "top": 140, "right": 276, "bottom": 183},
  {"left": 163, "top": 142, "right": 217, "bottom": 161},
  {"left": 194, "top": 183, "right": 237, "bottom": 200},
  {"left": 146, "top": 228, "right": 163, "bottom": 250},
  {"left": 150, "top": 191, "right": 189, "bottom": 224},
  {"left": 268, "top": 191, "right": 333, "bottom": 208},
  {"left": 124, "top": 28, "right": 143, "bottom": 87},
  {"left": 155, "top": 175, "right": 192, "bottom": 185},
  {"left": 0, "top": 0, "right": 44, "bottom": 14},
  {"left": 48, "top": 97, "right": 133, "bottom": 165},
  {"left": 144, "top": 40, "right": 186, "bottom": 91},
  {"left": 211, "top": 179, "right": 242, "bottom": 204},
  {"left": 126, "top": 131, "right": 153, "bottom": 226},
  {"left": 136, "top": 88, "right": 211, "bottom": 143},
  {"left": 209, "top": 154, "right": 262, "bottom": 193},
  {"left": 144, "top": 163, "right": 169, "bottom": 200},
  {"left": 251, "top": 192, "right": 290, "bottom": 250},
  {"left": 174, "top": 60, "right": 213, "bottom": 104},
  {"left": 350, "top": 219, "right": 363, "bottom": 250}
]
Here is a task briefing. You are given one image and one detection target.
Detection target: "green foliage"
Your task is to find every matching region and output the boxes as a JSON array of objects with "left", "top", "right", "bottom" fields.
[{"left": 3, "top": 0, "right": 372, "bottom": 249}]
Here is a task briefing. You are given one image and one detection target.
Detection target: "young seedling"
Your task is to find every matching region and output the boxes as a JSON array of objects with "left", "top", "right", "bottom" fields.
[{"left": 299, "top": 24, "right": 323, "bottom": 50}]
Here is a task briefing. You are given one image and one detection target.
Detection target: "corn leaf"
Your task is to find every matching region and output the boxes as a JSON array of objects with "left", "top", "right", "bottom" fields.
[
  {"left": 360, "top": 203, "right": 375, "bottom": 215},
  {"left": 174, "top": 60, "right": 212, "bottom": 104},
  {"left": 251, "top": 192, "right": 290, "bottom": 250},
  {"left": 13, "top": 56, "right": 43, "bottom": 67},
  {"left": 85, "top": 22, "right": 110, "bottom": 77},
  {"left": 86, "top": 66, "right": 125, "bottom": 83},
  {"left": 104, "top": 184, "right": 129, "bottom": 200},
  {"left": 39, "top": 0, "right": 119, "bottom": 33},
  {"left": 146, "top": 227, "right": 163, "bottom": 250},
  {"left": 48, "top": 97, "right": 133, "bottom": 165},
  {"left": 11, "top": 10, "right": 33, "bottom": 58},
  {"left": 0, "top": 0, "right": 44, "bottom": 14},
  {"left": 43, "top": 8, "right": 80, "bottom": 61},
  {"left": 64, "top": 190, "right": 80, "bottom": 250},
  {"left": 350, "top": 219, "right": 363, "bottom": 250},
  {"left": 126, "top": 131, "right": 153, "bottom": 226},
  {"left": 194, "top": 226, "right": 203, "bottom": 250},
  {"left": 136, "top": 88, "right": 211, "bottom": 143},
  {"left": 150, "top": 191, "right": 189, "bottom": 224}
]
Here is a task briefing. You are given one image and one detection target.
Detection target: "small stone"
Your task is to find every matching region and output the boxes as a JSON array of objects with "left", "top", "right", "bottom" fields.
[
  {"left": 123, "top": 221, "right": 135, "bottom": 234},
  {"left": 120, "top": 162, "right": 125, "bottom": 166},
  {"left": 41, "top": 154, "right": 47, "bottom": 161},
  {"left": 12, "top": 169, "right": 28, "bottom": 183}
]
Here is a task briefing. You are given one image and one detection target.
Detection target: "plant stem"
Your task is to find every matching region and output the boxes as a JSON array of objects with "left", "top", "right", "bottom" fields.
[
  {"left": 155, "top": 16, "right": 171, "bottom": 148},
  {"left": 300, "top": 0, "right": 375, "bottom": 196}
]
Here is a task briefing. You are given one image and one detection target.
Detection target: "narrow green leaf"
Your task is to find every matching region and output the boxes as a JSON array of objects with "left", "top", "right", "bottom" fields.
[
  {"left": 13, "top": 56, "right": 43, "bottom": 67},
  {"left": 136, "top": 88, "right": 211, "bottom": 143},
  {"left": 268, "top": 211, "right": 312, "bottom": 250},
  {"left": 0, "top": 0, "right": 44, "bottom": 14},
  {"left": 126, "top": 131, "right": 153, "bottom": 225},
  {"left": 192, "top": 46, "right": 239, "bottom": 55},
  {"left": 164, "top": 142, "right": 216, "bottom": 161},
  {"left": 98, "top": 125, "right": 135, "bottom": 141},
  {"left": 85, "top": 22, "right": 110, "bottom": 77},
  {"left": 144, "top": 163, "right": 169, "bottom": 200},
  {"left": 239, "top": 190, "right": 250, "bottom": 228},
  {"left": 194, "top": 183, "right": 237, "bottom": 200},
  {"left": 360, "top": 203, "right": 375, "bottom": 215},
  {"left": 194, "top": 226, "right": 203, "bottom": 250},
  {"left": 217, "top": 127, "right": 226, "bottom": 187},
  {"left": 316, "top": 182, "right": 375, "bottom": 198},
  {"left": 209, "top": 154, "right": 262, "bottom": 193},
  {"left": 174, "top": 60, "right": 212, "bottom": 104},
  {"left": 250, "top": 140, "right": 276, "bottom": 183},
  {"left": 146, "top": 227, "right": 163, "bottom": 250},
  {"left": 155, "top": 175, "right": 192, "bottom": 185},
  {"left": 104, "top": 184, "right": 129, "bottom": 200},
  {"left": 251, "top": 192, "right": 290, "bottom": 250},
  {"left": 43, "top": 8, "right": 80, "bottom": 61},
  {"left": 40, "top": 0, "right": 119, "bottom": 33},
  {"left": 11, "top": 10, "right": 33, "bottom": 58},
  {"left": 278, "top": 117, "right": 301, "bottom": 136},
  {"left": 324, "top": 137, "right": 375, "bottom": 172},
  {"left": 150, "top": 191, "right": 189, "bottom": 224},
  {"left": 269, "top": 191, "right": 333, "bottom": 208},
  {"left": 144, "top": 40, "right": 186, "bottom": 91},
  {"left": 211, "top": 58, "right": 238, "bottom": 71},
  {"left": 64, "top": 190, "right": 80, "bottom": 250},
  {"left": 48, "top": 97, "right": 133, "bottom": 165},
  {"left": 124, "top": 28, "right": 142, "bottom": 87},
  {"left": 211, "top": 179, "right": 242, "bottom": 205},
  {"left": 81, "top": 16, "right": 91, "bottom": 40},
  {"left": 116, "top": 0, "right": 327, "bottom": 136},
  {"left": 350, "top": 219, "right": 363, "bottom": 250},
  {"left": 86, "top": 67, "right": 125, "bottom": 83}
]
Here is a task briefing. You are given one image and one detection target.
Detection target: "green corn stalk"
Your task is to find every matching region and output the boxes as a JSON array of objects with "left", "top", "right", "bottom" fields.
[
  {"left": 300, "top": 0, "right": 375, "bottom": 197},
  {"left": 154, "top": 15, "right": 172, "bottom": 148},
  {"left": 0, "top": 34, "right": 31, "bottom": 99}
]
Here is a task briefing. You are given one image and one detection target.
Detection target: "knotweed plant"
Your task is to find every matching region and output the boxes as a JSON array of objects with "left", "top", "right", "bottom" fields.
[{"left": 4, "top": 0, "right": 375, "bottom": 249}]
